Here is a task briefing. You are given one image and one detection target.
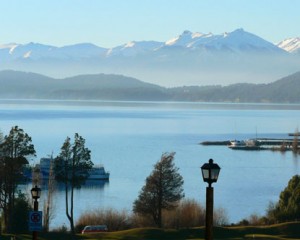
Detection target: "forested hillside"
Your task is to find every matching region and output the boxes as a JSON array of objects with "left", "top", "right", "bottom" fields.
[{"left": 0, "top": 70, "right": 299, "bottom": 103}]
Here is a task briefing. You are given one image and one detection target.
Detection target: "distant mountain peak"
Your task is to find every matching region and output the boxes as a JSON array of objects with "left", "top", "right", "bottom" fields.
[
  {"left": 106, "top": 40, "right": 163, "bottom": 57},
  {"left": 0, "top": 43, "right": 18, "bottom": 49},
  {"left": 163, "top": 28, "right": 283, "bottom": 53},
  {"left": 0, "top": 43, "right": 19, "bottom": 54},
  {"left": 165, "top": 30, "right": 206, "bottom": 46},
  {"left": 231, "top": 28, "right": 245, "bottom": 33},
  {"left": 125, "top": 41, "right": 136, "bottom": 48},
  {"left": 277, "top": 37, "right": 300, "bottom": 53},
  {"left": 182, "top": 30, "right": 192, "bottom": 35},
  {"left": 0, "top": 28, "right": 297, "bottom": 86}
]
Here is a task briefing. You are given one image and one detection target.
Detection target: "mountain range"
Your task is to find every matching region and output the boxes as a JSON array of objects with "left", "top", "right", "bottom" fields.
[
  {"left": 0, "top": 28, "right": 300, "bottom": 86},
  {"left": 0, "top": 70, "right": 300, "bottom": 103}
]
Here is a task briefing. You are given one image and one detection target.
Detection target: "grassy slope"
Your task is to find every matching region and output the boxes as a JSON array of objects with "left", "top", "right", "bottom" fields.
[{"left": 2, "top": 222, "right": 300, "bottom": 240}]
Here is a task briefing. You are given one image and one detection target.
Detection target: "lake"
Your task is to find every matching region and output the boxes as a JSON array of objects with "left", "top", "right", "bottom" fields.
[{"left": 1, "top": 100, "right": 300, "bottom": 229}]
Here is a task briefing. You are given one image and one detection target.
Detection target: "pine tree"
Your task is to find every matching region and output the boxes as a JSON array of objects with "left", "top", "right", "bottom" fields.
[
  {"left": 269, "top": 175, "right": 300, "bottom": 222},
  {"left": 54, "top": 133, "right": 93, "bottom": 235},
  {"left": 133, "top": 152, "right": 184, "bottom": 227}
]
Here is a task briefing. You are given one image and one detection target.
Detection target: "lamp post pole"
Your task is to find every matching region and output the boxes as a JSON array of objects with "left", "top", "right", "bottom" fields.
[
  {"left": 32, "top": 198, "right": 38, "bottom": 240},
  {"left": 201, "top": 159, "right": 221, "bottom": 240},
  {"left": 31, "top": 185, "right": 41, "bottom": 240},
  {"left": 206, "top": 184, "right": 214, "bottom": 240}
]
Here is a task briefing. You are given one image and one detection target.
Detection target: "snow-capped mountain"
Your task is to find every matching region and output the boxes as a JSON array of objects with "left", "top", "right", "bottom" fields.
[
  {"left": 163, "top": 28, "right": 283, "bottom": 53},
  {"left": 6, "top": 42, "right": 56, "bottom": 60},
  {"left": 0, "top": 29, "right": 299, "bottom": 86},
  {"left": 277, "top": 37, "right": 300, "bottom": 53},
  {"left": 106, "top": 40, "right": 163, "bottom": 57},
  {"left": 0, "top": 28, "right": 286, "bottom": 60},
  {"left": 0, "top": 42, "right": 107, "bottom": 60},
  {"left": 165, "top": 30, "right": 211, "bottom": 47}
]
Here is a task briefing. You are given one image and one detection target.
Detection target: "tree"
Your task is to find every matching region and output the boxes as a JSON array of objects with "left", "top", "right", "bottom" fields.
[
  {"left": 54, "top": 133, "right": 93, "bottom": 235},
  {"left": 10, "top": 191, "right": 31, "bottom": 233},
  {"left": 268, "top": 175, "right": 300, "bottom": 222},
  {"left": 43, "top": 156, "right": 56, "bottom": 232},
  {"left": 133, "top": 152, "right": 184, "bottom": 228},
  {"left": 0, "top": 126, "right": 35, "bottom": 233}
]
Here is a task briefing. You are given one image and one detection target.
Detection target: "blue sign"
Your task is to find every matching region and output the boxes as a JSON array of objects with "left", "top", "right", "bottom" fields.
[{"left": 29, "top": 211, "right": 43, "bottom": 231}]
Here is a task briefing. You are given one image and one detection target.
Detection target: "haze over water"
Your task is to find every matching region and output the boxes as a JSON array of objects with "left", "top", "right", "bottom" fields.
[{"left": 1, "top": 100, "right": 300, "bottom": 229}]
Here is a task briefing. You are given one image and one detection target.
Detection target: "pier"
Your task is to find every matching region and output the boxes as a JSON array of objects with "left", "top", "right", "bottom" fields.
[{"left": 200, "top": 137, "right": 298, "bottom": 151}]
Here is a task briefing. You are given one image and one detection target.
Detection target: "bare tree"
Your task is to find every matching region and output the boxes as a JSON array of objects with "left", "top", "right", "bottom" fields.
[{"left": 43, "top": 156, "right": 56, "bottom": 232}]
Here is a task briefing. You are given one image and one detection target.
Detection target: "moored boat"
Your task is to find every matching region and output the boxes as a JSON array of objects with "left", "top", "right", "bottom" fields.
[
  {"left": 28, "top": 157, "right": 109, "bottom": 181},
  {"left": 229, "top": 140, "right": 246, "bottom": 147},
  {"left": 228, "top": 139, "right": 261, "bottom": 150}
]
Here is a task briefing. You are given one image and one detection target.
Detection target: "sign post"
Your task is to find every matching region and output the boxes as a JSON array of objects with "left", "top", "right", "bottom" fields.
[{"left": 29, "top": 211, "right": 43, "bottom": 232}]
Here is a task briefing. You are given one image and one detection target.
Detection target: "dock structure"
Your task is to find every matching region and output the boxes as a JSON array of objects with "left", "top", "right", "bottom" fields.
[
  {"left": 255, "top": 138, "right": 294, "bottom": 147},
  {"left": 200, "top": 137, "right": 298, "bottom": 151},
  {"left": 201, "top": 140, "right": 231, "bottom": 146}
]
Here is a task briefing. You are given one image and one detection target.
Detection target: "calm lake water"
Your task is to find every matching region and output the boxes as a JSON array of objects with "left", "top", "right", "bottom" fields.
[{"left": 1, "top": 100, "right": 300, "bottom": 229}]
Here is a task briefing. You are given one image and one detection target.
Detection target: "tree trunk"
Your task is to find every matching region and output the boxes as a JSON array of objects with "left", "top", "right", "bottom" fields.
[
  {"left": 70, "top": 185, "right": 75, "bottom": 235},
  {"left": 157, "top": 208, "right": 162, "bottom": 228},
  {"left": 43, "top": 160, "right": 55, "bottom": 232},
  {"left": 65, "top": 182, "right": 73, "bottom": 232},
  {"left": 158, "top": 168, "right": 163, "bottom": 228}
]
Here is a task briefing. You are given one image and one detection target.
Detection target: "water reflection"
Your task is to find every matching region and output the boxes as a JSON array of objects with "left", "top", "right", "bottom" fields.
[
  {"left": 292, "top": 153, "right": 299, "bottom": 173},
  {"left": 23, "top": 179, "right": 109, "bottom": 191},
  {"left": 18, "top": 179, "right": 109, "bottom": 229}
]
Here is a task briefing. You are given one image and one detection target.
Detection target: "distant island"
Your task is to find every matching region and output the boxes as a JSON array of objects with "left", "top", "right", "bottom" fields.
[{"left": 0, "top": 70, "right": 300, "bottom": 103}]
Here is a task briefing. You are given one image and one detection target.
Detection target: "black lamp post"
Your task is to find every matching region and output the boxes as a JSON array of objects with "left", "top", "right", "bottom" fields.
[
  {"left": 201, "top": 159, "right": 221, "bottom": 240},
  {"left": 31, "top": 185, "right": 41, "bottom": 240}
]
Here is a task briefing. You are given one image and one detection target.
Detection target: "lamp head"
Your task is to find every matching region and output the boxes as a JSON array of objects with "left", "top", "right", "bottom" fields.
[
  {"left": 31, "top": 185, "right": 41, "bottom": 200},
  {"left": 201, "top": 159, "right": 221, "bottom": 187}
]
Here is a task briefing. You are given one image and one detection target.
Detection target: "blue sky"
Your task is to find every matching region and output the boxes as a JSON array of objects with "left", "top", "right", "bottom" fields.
[{"left": 1, "top": 0, "right": 299, "bottom": 48}]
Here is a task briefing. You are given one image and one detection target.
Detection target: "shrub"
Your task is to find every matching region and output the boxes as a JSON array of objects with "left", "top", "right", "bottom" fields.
[
  {"left": 76, "top": 199, "right": 229, "bottom": 231},
  {"left": 163, "top": 199, "right": 205, "bottom": 229},
  {"left": 214, "top": 207, "right": 229, "bottom": 226},
  {"left": 52, "top": 224, "right": 68, "bottom": 233},
  {"left": 76, "top": 208, "right": 131, "bottom": 232},
  {"left": 133, "top": 199, "right": 228, "bottom": 228}
]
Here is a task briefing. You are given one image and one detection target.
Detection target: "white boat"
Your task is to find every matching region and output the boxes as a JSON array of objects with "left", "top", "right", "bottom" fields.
[
  {"left": 229, "top": 140, "right": 246, "bottom": 147},
  {"left": 228, "top": 139, "right": 261, "bottom": 150},
  {"left": 33, "top": 157, "right": 109, "bottom": 181}
]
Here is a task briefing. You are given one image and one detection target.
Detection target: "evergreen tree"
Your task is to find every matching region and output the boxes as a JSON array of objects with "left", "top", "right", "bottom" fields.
[
  {"left": 270, "top": 175, "right": 300, "bottom": 222},
  {"left": 0, "top": 126, "right": 35, "bottom": 233},
  {"left": 11, "top": 192, "right": 31, "bottom": 233},
  {"left": 54, "top": 133, "right": 93, "bottom": 235},
  {"left": 133, "top": 152, "right": 184, "bottom": 227}
]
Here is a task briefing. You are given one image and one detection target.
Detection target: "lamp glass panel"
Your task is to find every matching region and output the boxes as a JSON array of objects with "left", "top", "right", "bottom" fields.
[
  {"left": 31, "top": 190, "right": 38, "bottom": 198},
  {"left": 202, "top": 169, "right": 210, "bottom": 181},
  {"left": 37, "top": 189, "right": 41, "bottom": 198},
  {"left": 211, "top": 168, "right": 220, "bottom": 181},
  {"left": 31, "top": 187, "right": 41, "bottom": 198}
]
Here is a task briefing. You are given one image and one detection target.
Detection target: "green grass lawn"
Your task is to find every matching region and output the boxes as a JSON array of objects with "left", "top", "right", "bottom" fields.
[{"left": 1, "top": 222, "right": 300, "bottom": 240}]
